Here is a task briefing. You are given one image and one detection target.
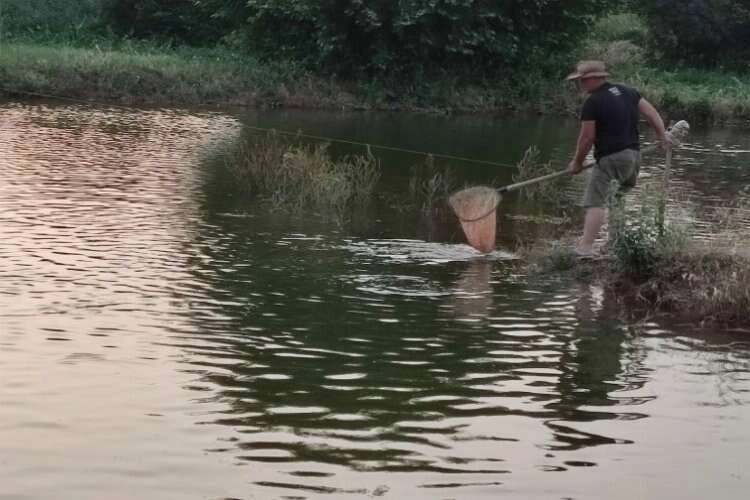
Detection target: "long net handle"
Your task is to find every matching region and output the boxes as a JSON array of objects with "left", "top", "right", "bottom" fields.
[
  {"left": 496, "top": 129, "right": 683, "bottom": 195},
  {"left": 498, "top": 161, "right": 594, "bottom": 194}
]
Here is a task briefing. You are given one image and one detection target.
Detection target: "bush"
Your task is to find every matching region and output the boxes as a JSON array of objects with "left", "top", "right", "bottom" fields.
[
  {"left": 0, "top": 0, "right": 107, "bottom": 39},
  {"left": 636, "top": 0, "right": 750, "bottom": 68},
  {"left": 104, "top": 0, "right": 223, "bottom": 45}
]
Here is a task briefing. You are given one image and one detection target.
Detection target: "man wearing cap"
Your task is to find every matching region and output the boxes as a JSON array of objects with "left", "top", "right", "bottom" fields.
[{"left": 566, "top": 60, "right": 669, "bottom": 256}]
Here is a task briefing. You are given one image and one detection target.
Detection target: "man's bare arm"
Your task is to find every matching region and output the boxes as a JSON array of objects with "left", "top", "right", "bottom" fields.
[{"left": 568, "top": 120, "right": 595, "bottom": 174}]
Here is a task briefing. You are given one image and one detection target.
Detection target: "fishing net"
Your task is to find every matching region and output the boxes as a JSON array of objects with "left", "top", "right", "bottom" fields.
[
  {"left": 448, "top": 186, "right": 501, "bottom": 253},
  {"left": 667, "top": 120, "right": 690, "bottom": 147}
]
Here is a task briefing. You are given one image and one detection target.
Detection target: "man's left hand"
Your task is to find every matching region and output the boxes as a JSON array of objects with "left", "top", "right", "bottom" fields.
[{"left": 660, "top": 131, "right": 674, "bottom": 150}]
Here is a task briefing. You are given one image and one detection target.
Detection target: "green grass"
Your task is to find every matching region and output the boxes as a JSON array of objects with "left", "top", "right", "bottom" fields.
[
  {"left": 590, "top": 13, "right": 648, "bottom": 44},
  {"left": 3, "top": 12, "right": 750, "bottom": 120},
  {"left": 0, "top": 38, "right": 573, "bottom": 113},
  {"left": 623, "top": 67, "right": 750, "bottom": 123},
  {"left": 0, "top": 40, "right": 348, "bottom": 108},
  {"left": 579, "top": 12, "right": 750, "bottom": 123}
]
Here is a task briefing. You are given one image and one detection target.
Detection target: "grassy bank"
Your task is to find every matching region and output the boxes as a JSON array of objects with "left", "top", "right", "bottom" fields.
[
  {"left": 0, "top": 39, "right": 535, "bottom": 112},
  {"left": 622, "top": 68, "right": 750, "bottom": 124},
  {"left": 519, "top": 189, "right": 750, "bottom": 327},
  {"left": 524, "top": 238, "right": 750, "bottom": 327},
  {"left": 0, "top": 41, "right": 356, "bottom": 108},
  {"left": 2, "top": 38, "right": 749, "bottom": 121},
  {"left": 2, "top": 12, "right": 750, "bottom": 119}
]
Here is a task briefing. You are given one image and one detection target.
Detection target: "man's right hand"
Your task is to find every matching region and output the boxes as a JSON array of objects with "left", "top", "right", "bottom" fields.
[{"left": 568, "top": 160, "right": 585, "bottom": 175}]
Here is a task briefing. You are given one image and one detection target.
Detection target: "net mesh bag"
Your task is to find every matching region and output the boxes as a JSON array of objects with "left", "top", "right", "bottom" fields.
[{"left": 448, "top": 186, "right": 500, "bottom": 253}]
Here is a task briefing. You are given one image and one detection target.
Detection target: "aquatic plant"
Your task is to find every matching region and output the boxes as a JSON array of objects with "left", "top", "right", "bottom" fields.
[
  {"left": 408, "top": 155, "right": 457, "bottom": 213},
  {"left": 227, "top": 132, "right": 380, "bottom": 213},
  {"left": 512, "top": 146, "right": 572, "bottom": 205},
  {"left": 607, "top": 183, "right": 686, "bottom": 276}
]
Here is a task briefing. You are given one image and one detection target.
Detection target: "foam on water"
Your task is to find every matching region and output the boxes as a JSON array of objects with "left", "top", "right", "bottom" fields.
[{"left": 344, "top": 238, "right": 517, "bottom": 265}]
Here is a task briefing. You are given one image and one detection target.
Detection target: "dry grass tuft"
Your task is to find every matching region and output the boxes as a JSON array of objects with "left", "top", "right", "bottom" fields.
[
  {"left": 409, "top": 155, "right": 457, "bottom": 212},
  {"left": 512, "top": 146, "right": 558, "bottom": 201}
]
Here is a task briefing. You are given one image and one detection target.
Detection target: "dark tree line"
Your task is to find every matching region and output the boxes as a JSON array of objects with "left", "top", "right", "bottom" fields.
[
  {"left": 107, "top": 0, "right": 616, "bottom": 77},
  {"left": 3, "top": 1, "right": 748, "bottom": 74}
]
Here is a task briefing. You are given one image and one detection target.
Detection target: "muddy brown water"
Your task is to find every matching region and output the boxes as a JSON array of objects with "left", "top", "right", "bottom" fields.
[{"left": 1, "top": 101, "right": 749, "bottom": 499}]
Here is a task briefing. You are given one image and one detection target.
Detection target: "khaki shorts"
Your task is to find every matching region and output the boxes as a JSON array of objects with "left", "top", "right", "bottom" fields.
[{"left": 583, "top": 148, "right": 641, "bottom": 208}]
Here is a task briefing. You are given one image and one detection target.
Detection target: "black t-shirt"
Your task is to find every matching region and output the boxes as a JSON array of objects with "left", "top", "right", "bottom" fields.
[{"left": 580, "top": 82, "right": 641, "bottom": 160}]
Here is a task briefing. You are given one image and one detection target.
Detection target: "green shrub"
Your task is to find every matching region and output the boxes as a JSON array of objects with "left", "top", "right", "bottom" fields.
[
  {"left": 197, "top": 0, "right": 617, "bottom": 77},
  {"left": 0, "top": 0, "right": 107, "bottom": 39},
  {"left": 104, "top": 0, "right": 223, "bottom": 45},
  {"left": 636, "top": 0, "right": 750, "bottom": 68},
  {"left": 592, "top": 13, "right": 647, "bottom": 43}
]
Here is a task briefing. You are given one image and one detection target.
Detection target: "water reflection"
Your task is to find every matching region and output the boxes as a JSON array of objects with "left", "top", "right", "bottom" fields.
[
  {"left": 176, "top": 228, "right": 667, "bottom": 494},
  {"left": 449, "top": 260, "right": 495, "bottom": 320}
]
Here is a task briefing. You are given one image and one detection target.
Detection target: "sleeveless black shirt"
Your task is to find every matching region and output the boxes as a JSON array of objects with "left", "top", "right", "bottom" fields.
[{"left": 580, "top": 82, "right": 641, "bottom": 160}]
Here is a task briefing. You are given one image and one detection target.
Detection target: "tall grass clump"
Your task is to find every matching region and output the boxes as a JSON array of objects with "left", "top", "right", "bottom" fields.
[
  {"left": 408, "top": 155, "right": 457, "bottom": 213},
  {"left": 227, "top": 133, "right": 380, "bottom": 213},
  {"left": 607, "top": 184, "right": 689, "bottom": 276},
  {"left": 512, "top": 146, "right": 565, "bottom": 202}
]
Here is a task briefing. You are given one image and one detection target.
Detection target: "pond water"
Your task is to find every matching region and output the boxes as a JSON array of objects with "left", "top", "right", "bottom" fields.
[{"left": 1, "top": 101, "right": 749, "bottom": 500}]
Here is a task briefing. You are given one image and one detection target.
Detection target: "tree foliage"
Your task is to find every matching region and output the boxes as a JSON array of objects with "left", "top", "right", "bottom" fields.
[
  {"left": 5, "top": 0, "right": 618, "bottom": 77},
  {"left": 0, "top": 0, "right": 106, "bottom": 36},
  {"left": 197, "top": 0, "right": 614, "bottom": 77},
  {"left": 636, "top": 0, "right": 750, "bottom": 67},
  {"left": 105, "top": 0, "right": 223, "bottom": 44}
]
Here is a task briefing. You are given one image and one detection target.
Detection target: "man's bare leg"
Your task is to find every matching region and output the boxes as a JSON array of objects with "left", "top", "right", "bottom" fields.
[{"left": 577, "top": 207, "right": 606, "bottom": 254}]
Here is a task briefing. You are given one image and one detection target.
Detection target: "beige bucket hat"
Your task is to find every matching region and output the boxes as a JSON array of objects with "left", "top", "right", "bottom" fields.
[{"left": 565, "top": 60, "right": 610, "bottom": 80}]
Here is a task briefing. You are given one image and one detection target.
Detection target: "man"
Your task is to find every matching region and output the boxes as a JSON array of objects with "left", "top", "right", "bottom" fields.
[{"left": 566, "top": 60, "right": 669, "bottom": 256}]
